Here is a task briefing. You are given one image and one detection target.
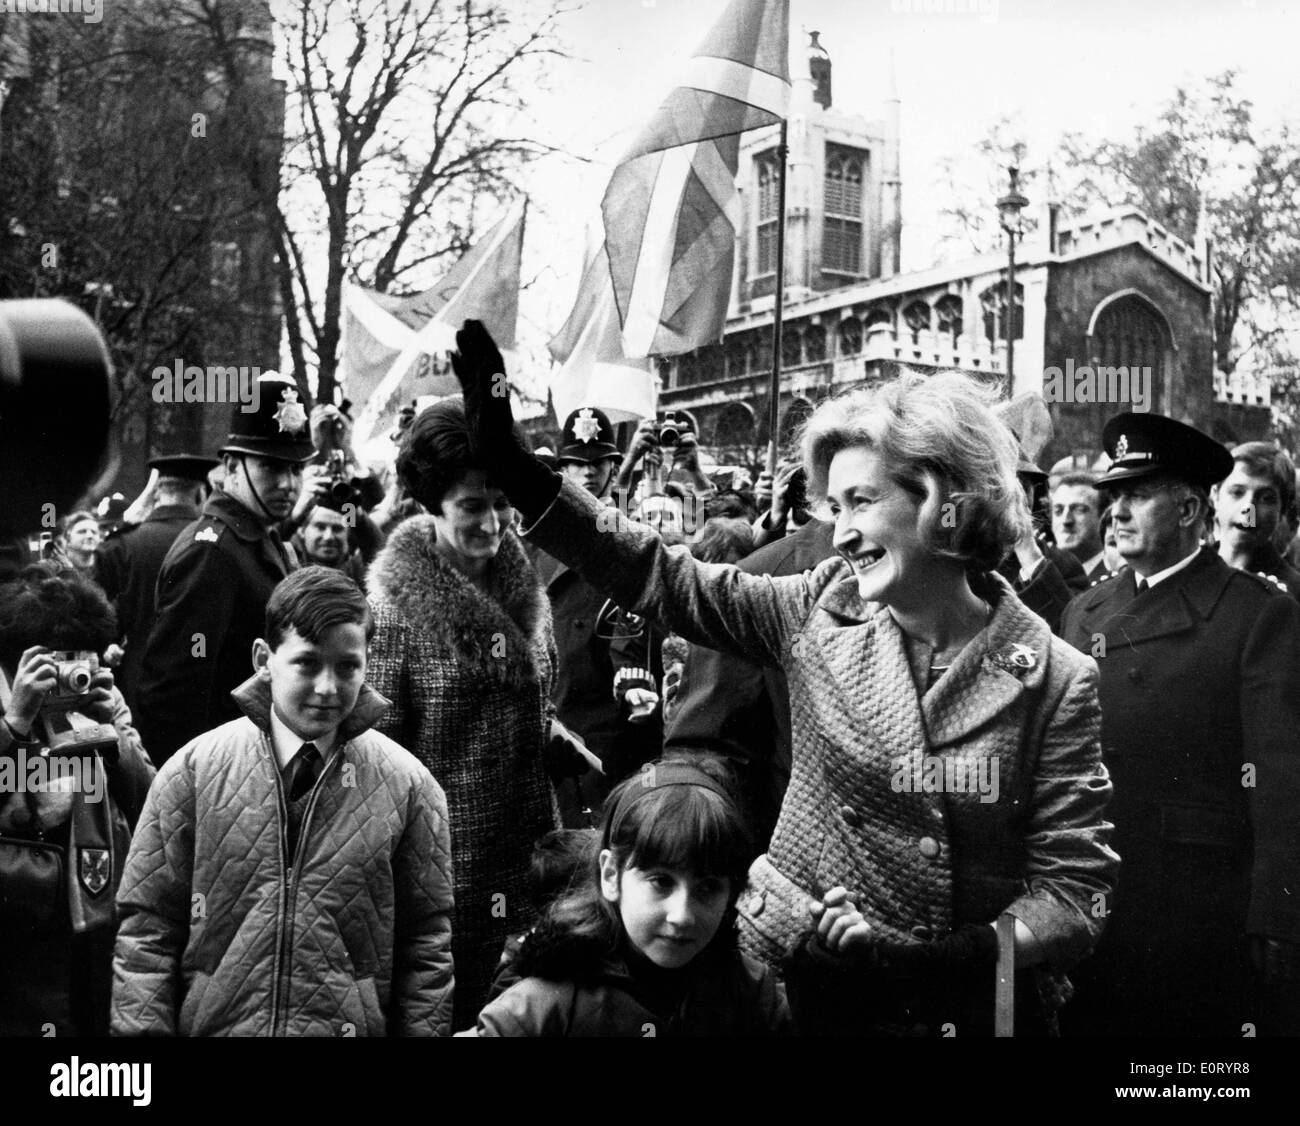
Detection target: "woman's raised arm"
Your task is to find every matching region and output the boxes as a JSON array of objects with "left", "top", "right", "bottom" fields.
[{"left": 451, "top": 320, "right": 827, "bottom": 668}]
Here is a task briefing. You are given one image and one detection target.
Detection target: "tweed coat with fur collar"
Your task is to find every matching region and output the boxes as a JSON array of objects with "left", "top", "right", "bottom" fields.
[{"left": 367, "top": 516, "right": 560, "bottom": 1028}]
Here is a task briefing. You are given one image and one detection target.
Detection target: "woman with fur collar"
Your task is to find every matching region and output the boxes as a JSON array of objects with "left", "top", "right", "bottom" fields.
[{"left": 367, "top": 399, "right": 583, "bottom": 1028}]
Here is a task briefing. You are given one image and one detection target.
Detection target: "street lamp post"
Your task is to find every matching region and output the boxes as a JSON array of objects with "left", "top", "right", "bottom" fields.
[{"left": 997, "top": 166, "right": 1029, "bottom": 384}]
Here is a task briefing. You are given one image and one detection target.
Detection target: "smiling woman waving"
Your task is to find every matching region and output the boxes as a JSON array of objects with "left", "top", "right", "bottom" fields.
[{"left": 450, "top": 320, "right": 1119, "bottom": 1036}]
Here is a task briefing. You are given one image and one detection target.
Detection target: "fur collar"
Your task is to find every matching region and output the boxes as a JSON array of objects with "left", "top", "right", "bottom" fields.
[{"left": 367, "top": 516, "right": 552, "bottom": 688}]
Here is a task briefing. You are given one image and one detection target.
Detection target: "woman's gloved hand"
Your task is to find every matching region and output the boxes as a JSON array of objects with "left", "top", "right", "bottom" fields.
[
  {"left": 451, "top": 320, "right": 560, "bottom": 520},
  {"left": 808, "top": 886, "right": 997, "bottom": 970}
]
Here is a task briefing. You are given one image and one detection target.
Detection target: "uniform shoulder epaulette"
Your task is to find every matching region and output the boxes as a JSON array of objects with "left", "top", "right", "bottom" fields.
[
  {"left": 1246, "top": 570, "right": 1288, "bottom": 594},
  {"left": 1088, "top": 570, "right": 1121, "bottom": 589}
]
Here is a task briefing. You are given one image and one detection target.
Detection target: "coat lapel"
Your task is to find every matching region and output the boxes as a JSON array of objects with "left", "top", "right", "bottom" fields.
[
  {"left": 811, "top": 587, "right": 929, "bottom": 766},
  {"left": 1077, "top": 549, "right": 1224, "bottom": 651},
  {"left": 368, "top": 517, "right": 553, "bottom": 688},
  {"left": 922, "top": 575, "right": 1048, "bottom": 750}
]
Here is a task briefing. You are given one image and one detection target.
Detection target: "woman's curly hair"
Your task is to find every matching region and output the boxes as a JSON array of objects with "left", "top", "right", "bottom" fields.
[
  {"left": 799, "top": 371, "right": 1032, "bottom": 571},
  {"left": 0, "top": 562, "right": 118, "bottom": 672}
]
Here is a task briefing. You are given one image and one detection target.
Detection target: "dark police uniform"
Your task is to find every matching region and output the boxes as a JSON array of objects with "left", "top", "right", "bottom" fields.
[
  {"left": 94, "top": 501, "right": 199, "bottom": 715},
  {"left": 93, "top": 452, "right": 215, "bottom": 718},
  {"left": 135, "top": 492, "right": 296, "bottom": 764},
  {"left": 533, "top": 406, "right": 660, "bottom": 825},
  {"left": 134, "top": 382, "right": 313, "bottom": 765},
  {"left": 1060, "top": 413, "right": 1300, "bottom": 1036}
]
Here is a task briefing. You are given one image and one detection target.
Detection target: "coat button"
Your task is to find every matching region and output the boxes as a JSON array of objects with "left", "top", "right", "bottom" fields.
[
  {"left": 748, "top": 893, "right": 765, "bottom": 916},
  {"left": 1127, "top": 668, "right": 1143, "bottom": 683},
  {"left": 840, "top": 805, "right": 861, "bottom": 828},
  {"left": 918, "top": 836, "right": 941, "bottom": 860},
  {"left": 911, "top": 925, "right": 934, "bottom": 941}
]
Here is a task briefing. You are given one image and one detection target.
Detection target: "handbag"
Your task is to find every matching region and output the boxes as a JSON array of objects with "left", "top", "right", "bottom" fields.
[{"left": 0, "top": 670, "right": 118, "bottom": 936}]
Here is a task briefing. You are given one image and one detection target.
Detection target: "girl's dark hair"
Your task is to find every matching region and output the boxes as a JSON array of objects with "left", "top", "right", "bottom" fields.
[
  {"left": 396, "top": 396, "right": 531, "bottom": 512},
  {"left": 515, "top": 756, "right": 754, "bottom": 982},
  {"left": 0, "top": 562, "right": 118, "bottom": 671}
]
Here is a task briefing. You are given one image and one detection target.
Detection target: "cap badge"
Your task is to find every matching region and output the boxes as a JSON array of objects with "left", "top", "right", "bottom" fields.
[
  {"left": 274, "top": 387, "right": 308, "bottom": 435},
  {"left": 573, "top": 408, "right": 601, "bottom": 443},
  {"left": 1114, "top": 434, "right": 1129, "bottom": 460}
]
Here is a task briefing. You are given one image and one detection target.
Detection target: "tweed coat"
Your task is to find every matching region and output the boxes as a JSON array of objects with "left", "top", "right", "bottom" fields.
[
  {"left": 1059, "top": 548, "right": 1300, "bottom": 1035},
  {"left": 366, "top": 518, "right": 561, "bottom": 1028},
  {"left": 525, "top": 481, "right": 1119, "bottom": 985}
]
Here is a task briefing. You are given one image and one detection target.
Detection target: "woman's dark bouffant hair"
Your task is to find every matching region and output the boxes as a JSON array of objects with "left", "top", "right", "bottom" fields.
[
  {"left": 0, "top": 562, "right": 117, "bottom": 672},
  {"left": 515, "top": 755, "right": 754, "bottom": 983},
  {"left": 396, "top": 396, "right": 531, "bottom": 512}
]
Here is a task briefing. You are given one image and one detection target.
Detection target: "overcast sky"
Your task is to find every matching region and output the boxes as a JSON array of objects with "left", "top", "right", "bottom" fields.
[{"left": 510, "top": 0, "right": 1299, "bottom": 361}]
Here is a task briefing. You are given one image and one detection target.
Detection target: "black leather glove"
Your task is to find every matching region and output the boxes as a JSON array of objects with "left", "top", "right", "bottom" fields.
[
  {"left": 869, "top": 923, "right": 999, "bottom": 973},
  {"left": 451, "top": 320, "right": 560, "bottom": 520}
]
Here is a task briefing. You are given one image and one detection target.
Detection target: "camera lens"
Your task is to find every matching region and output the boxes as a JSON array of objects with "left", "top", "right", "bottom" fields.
[{"left": 64, "top": 665, "right": 94, "bottom": 693}]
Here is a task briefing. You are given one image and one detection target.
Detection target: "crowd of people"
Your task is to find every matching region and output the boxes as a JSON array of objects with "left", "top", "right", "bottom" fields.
[{"left": 2, "top": 320, "right": 1299, "bottom": 1037}]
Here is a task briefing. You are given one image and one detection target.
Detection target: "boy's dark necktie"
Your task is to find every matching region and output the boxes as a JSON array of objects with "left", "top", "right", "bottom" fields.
[
  {"left": 1135, "top": 576, "right": 1149, "bottom": 594},
  {"left": 283, "top": 742, "right": 323, "bottom": 859}
]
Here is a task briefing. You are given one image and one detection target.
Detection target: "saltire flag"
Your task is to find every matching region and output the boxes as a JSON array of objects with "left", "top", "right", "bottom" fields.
[
  {"left": 602, "top": 0, "right": 789, "bottom": 358},
  {"left": 548, "top": 227, "right": 657, "bottom": 424},
  {"left": 344, "top": 198, "right": 525, "bottom": 446}
]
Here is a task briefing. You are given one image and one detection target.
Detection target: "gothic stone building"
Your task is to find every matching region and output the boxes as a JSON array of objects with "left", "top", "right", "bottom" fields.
[{"left": 654, "top": 35, "right": 1268, "bottom": 472}]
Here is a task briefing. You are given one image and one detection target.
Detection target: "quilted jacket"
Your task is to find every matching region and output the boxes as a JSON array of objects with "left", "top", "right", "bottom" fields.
[
  {"left": 110, "top": 675, "right": 454, "bottom": 1036},
  {"left": 524, "top": 481, "right": 1120, "bottom": 975},
  {"left": 366, "top": 517, "right": 561, "bottom": 1029}
]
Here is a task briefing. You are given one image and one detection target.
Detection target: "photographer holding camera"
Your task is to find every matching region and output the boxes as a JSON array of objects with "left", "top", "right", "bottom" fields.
[
  {"left": 283, "top": 404, "right": 384, "bottom": 582},
  {"left": 0, "top": 563, "right": 156, "bottom": 1036}
]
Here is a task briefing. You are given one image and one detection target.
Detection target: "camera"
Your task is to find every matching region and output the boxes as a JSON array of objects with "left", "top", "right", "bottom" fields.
[
  {"left": 656, "top": 411, "right": 693, "bottom": 448},
  {"left": 318, "top": 412, "right": 360, "bottom": 510},
  {"left": 38, "top": 650, "right": 119, "bottom": 756}
]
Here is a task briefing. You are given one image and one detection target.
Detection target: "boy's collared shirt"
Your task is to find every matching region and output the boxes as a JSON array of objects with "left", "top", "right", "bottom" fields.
[{"left": 269, "top": 705, "right": 337, "bottom": 771}]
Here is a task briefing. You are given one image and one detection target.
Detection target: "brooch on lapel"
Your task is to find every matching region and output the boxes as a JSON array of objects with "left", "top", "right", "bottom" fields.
[{"left": 985, "top": 642, "right": 1037, "bottom": 676}]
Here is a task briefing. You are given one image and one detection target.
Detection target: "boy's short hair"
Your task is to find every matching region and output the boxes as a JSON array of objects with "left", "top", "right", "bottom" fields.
[{"left": 265, "top": 566, "right": 374, "bottom": 649}]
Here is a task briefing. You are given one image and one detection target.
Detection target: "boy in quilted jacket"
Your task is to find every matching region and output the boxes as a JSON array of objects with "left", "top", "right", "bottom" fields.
[{"left": 111, "top": 566, "right": 455, "bottom": 1036}]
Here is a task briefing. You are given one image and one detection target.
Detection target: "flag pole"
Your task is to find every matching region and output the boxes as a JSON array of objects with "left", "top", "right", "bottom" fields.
[{"left": 766, "top": 120, "right": 789, "bottom": 477}]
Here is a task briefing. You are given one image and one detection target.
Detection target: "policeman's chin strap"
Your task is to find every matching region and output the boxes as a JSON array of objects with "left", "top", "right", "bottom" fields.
[{"left": 238, "top": 456, "right": 280, "bottom": 525}]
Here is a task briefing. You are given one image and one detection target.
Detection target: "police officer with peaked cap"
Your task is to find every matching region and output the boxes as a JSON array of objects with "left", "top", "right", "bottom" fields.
[
  {"left": 94, "top": 453, "right": 217, "bottom": 717},
  {"left": 135, "top": 377, "right": 315, "bottom": 764},
  {"left": 1060, "top": 411, "right": 1300, "bottom": 1035}
]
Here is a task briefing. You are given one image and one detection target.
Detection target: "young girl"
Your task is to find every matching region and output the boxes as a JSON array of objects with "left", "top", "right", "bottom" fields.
[{"left": 470, "top": 758, "right": 792, "bottom": 1036}]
